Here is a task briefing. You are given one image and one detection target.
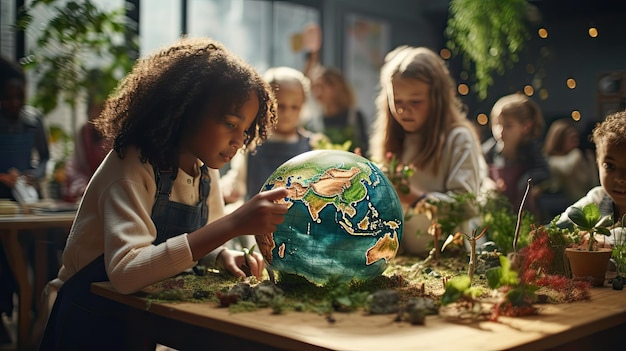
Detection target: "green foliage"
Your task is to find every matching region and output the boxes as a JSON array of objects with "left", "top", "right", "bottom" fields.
[
  {"left": 322, "top": 275, "right": 370, "bottom": 313},
  {"left": 441, "top": 275, "right": 484, "bottom": 305},
  {"left": 446, "top": 0, "right": 530, "bottom": 100},
  {"left": 377, "top": 152, "right": 415, "bottom": 195},
  {"left": 312, "top": 138, "right": 352, "bottom": 151},
  {"left": 566, "top": 203, "right": 613, "bottom": 251},
  {"left": 486, "top": 255, "right": 538, "bottom": 307},
  {"left": 611, "top": 215, "right": 626, "bottom": 276},
  {"left": 15, "top": 0, "right": 138, "bottom": 115},
  {"left": 434, "top": 192, "right": 476, "bottom": 236},
  {"left": 479, "top": 191, "right": 534, "bottom": 254},
  {"left": 486, "top": 255, "right": 519, "bottom": 288},
  {"left": 545, "top": 216, "right": 579, "bottom": 248}
]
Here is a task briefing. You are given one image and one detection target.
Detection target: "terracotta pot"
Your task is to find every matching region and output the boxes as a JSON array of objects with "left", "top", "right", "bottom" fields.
[{"left": 565, "top": 248, "right": 613, "bottom": 287}]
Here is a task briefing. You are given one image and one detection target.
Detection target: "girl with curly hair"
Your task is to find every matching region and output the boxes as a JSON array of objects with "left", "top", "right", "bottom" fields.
[{"left": 40, "top": 37, "right": 288, "bottom": 349}]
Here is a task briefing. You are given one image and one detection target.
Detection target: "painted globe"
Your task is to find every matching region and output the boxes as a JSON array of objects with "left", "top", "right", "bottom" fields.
[{"left": 255, "top": 150, "right": 404, "bottom": 285}]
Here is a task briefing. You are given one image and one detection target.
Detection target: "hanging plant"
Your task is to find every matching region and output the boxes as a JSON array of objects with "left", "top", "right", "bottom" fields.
[
  {"left": 14, "top": 0, "right": 138, "bottom": 133},
  {"left": 446, "top": 0, "right": 532, "bottom": 100}
]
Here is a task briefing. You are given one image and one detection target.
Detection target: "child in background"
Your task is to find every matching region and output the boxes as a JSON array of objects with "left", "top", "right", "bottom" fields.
[
  {"left": 0, "top": 56, "right": 50, "bottom": 202},
  {"left": 222, "top": 66, "right": 326, "bottom": 204},
  {"left": 557, "top": 110, "right": 626, "bottom": 245},
  {"left": 220, "top": 66, "right": 326, "bottom": 248},
  {"left": 62, "top": 69, "right": 114, "bottom": 202},
  {"left": 542, "top": 118, "right": 598, "bottom": 203},
  {"left": 1, "top": 56, "right": 50, "bottom": 344},
  {"left": 484, "top": 93, "right": 550, "bottom": 221},
  {"left": 40, "top": 37, "right": 288, "bottom": 350},
  {"left": 309, "top": 66, "right": 370, "bottom": 156},
  {"left": 370, "top": 46, "right": 486, "bottom": 257}
]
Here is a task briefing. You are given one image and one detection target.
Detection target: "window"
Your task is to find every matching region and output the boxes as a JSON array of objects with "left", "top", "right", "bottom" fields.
[{"left": 141, "top": 0, "right": 320, "bottom": 73}]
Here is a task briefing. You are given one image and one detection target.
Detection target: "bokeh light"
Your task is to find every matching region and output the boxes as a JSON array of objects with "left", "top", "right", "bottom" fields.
[
  {"left": 457, "top": 83, "right": 469, "bottom": 95},
  {"left": 589, "top": 27, "right": 598, "bottom": 38},
  {"left": 476, "top": 113, "right": 488, "bottom": 126},
  {"left": 567, "top": 78, "right": 577, "bottom": 89},
  {"left": 539, "top": 88, "right": 549, "bottom": 100},
  {"left": 571, "top": 110, "right": 581, "bottom": 121},
  {"left": 524, "top": 85, "right": 534, "bottom": 96},
  {"left": 538, "top": 28, "right": 548, "bottom": 38},
  {"left": 440, "top": 48, "right": 451, "bottom": 59}
]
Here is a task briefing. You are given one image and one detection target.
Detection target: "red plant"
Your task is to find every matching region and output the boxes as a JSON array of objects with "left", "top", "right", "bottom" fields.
[{"left": 516, "top": 226, "right": 590, "bottom": 303}]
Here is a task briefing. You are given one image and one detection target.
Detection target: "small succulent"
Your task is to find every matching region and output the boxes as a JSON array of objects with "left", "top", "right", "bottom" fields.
[{"left": 566, "top": 203, "right": 613, "bottom": 251}]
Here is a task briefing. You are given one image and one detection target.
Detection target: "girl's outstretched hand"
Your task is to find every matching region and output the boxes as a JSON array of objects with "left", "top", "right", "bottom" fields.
[{"left": 229, "top": 187, "right": 289, "bottom": 236}]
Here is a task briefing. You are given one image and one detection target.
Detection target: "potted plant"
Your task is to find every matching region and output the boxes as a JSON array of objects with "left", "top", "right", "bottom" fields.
[{"left": 564, "top": 203, "right": 613, "bottom": 286}]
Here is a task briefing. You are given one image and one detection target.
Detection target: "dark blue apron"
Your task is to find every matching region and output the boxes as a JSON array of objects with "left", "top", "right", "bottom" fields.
[{"left": 40, "top": 164, "right": 210, "bottom": 350}]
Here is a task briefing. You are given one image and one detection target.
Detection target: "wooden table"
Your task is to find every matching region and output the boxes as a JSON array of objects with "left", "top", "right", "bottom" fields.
[
  {"left": 92, "top": 281, "right": 626, "bottom": 351},
  {"left": 0, "top": 211, "right": 75, "bottom": 350}
]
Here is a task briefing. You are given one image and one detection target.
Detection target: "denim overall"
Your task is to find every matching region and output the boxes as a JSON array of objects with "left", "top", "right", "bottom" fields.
[{"left": 40, "top": 165, "right": 210, "bottom": 350}]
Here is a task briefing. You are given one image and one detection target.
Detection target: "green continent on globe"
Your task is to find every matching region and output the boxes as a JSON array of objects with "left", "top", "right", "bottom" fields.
[{"left": 254, "top": 150, "right": 404, "bottom": 285}]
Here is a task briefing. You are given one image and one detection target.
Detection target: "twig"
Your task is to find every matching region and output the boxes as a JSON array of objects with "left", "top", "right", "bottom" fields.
[{"left": 514, "top": 179, "right": 533, "bottom": 253}]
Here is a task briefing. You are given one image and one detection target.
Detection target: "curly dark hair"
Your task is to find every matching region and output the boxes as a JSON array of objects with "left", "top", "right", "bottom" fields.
[
  {"left": 94, "top": 36, "right": 277, "bottom": 171},
  {"left": 592, "top": 110, "right": 626, "bottom": 156}
]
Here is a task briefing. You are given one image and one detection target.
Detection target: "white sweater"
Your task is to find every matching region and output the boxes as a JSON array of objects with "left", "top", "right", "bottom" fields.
[
  {"left": 52, "top": 146, "right": 225, "bottom": 294},
  {"left": 399, "top": 126, "right": 485, "bottom": 256}
]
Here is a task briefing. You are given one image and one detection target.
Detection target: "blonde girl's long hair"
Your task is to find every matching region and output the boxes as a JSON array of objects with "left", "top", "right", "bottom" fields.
[{"left": 371, "top": 46, "right": 477, "bottom": 171}]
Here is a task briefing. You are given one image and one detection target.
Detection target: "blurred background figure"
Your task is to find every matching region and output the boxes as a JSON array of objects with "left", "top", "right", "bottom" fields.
[
  {"left": 0, "top": 56, "right": 49, "bottom": 203},
  {"left": 484, "top": 93, "right": 550, "bottom": 222},
  {"left": 61, "top": 69, "right": 114, "bottom": 202},
  {"left": 303, "top": 38, "right": 370, "bottom": 156},
  {"left": 309, "top": 66, "right": 370, "bottom": 156},
  {"left": 220, "top": 66, "right": 326, "bottom": 248},
  {"left": 540, "top": 118, "right": 599, "bottom": 220},
  {"left": 1, "top": 55, "right": 50, "bottom": 345}
]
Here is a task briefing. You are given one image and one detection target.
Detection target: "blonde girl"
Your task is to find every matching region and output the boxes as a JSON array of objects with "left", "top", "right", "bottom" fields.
[{"left": 371, "top": 46, "right": 486, "bottom": 257}]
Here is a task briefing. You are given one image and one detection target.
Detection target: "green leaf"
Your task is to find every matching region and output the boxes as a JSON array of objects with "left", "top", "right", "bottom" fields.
[
  {"left": 441, "top": 275, "right": 471, "bottom": 305},
  {"left": 465, "top": 286, "right": 484, "bottom": 299},
  {"left": 486, "top": 255, "right": 519, "bottom": 289},
  {"left": 596, "top": 227, "right": 611, "bottom": 237},
  {"left": 485, "top": 266, "right": 502, "bottom": 289},
  {"left": 583, "top": 203, "right": 601, "bottom": 226},
  {"left": 595, "top": 215, "right": 613, "bottom": 229},
  {"left": 335, "top": 296, "right": 352, "bottom": 307},
  {"left": 566, "top": 206, "right": 589, "bottom": 229},
  {"left": 506, "top": 285, "right": 538, "bottom": 306}
]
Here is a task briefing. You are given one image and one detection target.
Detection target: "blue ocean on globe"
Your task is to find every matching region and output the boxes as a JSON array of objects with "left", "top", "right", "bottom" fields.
[{"left": 255, "top": 150, "right": 404, "bottom": 285}]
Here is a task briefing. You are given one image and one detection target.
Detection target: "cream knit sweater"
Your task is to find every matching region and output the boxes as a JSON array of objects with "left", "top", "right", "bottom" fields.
[{"left": 51, "top": 146, "right": 225, "bottom": 294}]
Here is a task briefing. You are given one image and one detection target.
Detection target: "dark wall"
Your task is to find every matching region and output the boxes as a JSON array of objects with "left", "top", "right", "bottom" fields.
[
  {"left": 419, "top": 1, "right": 626, "bottom": 142},
  {"left": 316, "top": 0, "right": 442, "bottom": 66},
  {"left": 472, "top": 7, "right": 626, "bottom": 137}
]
